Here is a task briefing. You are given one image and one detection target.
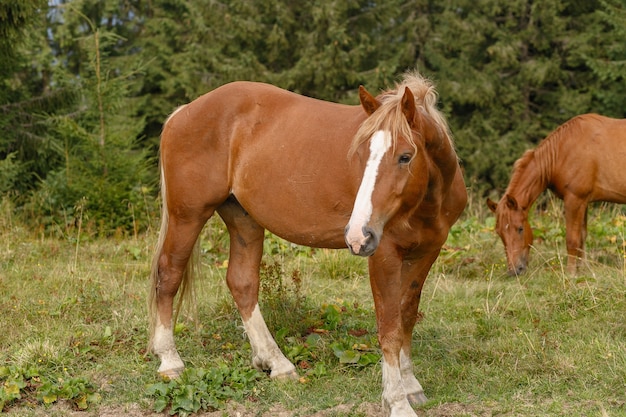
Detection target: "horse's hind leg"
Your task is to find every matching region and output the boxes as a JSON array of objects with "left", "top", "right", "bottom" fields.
[
  {"left": 217, "top": 198, "right": 297, "bottom": 379},
  {"left": 153, "top": 213, "right": 211, "bottom": 378}
]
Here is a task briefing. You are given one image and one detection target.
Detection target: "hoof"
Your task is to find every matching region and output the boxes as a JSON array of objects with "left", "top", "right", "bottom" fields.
[
  {"left": 383, "top": 398, "right": 418, "bottom": 417},
  {"left": 253, "top": 355, "right": 298, "bottom": 379},
  {"left": 270, "top": 368, "right": 299, "bottom": 380},
  {"left": 407, "top": 391, "right": 428, "bottom": 405},
  {"left": 158, "top": 367, "right": 184, "bottom": 380}
]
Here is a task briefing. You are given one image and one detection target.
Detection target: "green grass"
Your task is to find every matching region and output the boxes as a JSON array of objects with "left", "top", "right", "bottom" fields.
[{"left": 0, "top": 195, "right": 625, "bottom": 416}]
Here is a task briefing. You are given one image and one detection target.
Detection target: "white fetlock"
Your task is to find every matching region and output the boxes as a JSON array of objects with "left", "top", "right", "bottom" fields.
[
  {"left": 382, "top": 357, "right": 418, "bottom": 417},
  {"left": 153, "top": 322, "right": 184, "bottom": 379},
  {"left": 400, "top": 349, "right": 427, "bottom": 405},
  {"left": 244, "top": 304, "right": 297, "bottom": 379}
]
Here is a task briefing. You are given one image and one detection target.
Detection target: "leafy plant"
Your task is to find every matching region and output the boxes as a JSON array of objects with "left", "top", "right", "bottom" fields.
[
  {"left": 321, "top": 304, "right": 342, "bottom": 330},
  {"left": 0, "top": 365, "right": 100, "bottom": 412},
  {"left": 331, "top": 341, "right": 380, "bottom": 367},
  {"left": 37, "top": 376, "right": 101, "bottom": 410},
  {"left": 0, "top": 365, "right": 29, "bottom": 412},
  {"left": 146, "top": 364, "right": 261, "bottom": 416}
]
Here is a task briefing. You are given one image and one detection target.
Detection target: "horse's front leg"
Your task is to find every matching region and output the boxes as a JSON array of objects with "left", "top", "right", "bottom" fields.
[
  {"left": 218, "top": 202, "right": 297, "bottom": 379},
  {"left": 398, "top": 251, "right": 440, "bottom": 405},
  {"left": 369, "top": 247, "right": 436, "bottom": 416},
  {"left": 563, "top": 196, "right": 588, "bottom": 274}
]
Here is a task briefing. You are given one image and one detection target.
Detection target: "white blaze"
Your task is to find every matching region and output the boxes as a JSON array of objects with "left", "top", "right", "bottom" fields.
[{"left": 345, "top": 130, "right": 392, "bottom": 251}]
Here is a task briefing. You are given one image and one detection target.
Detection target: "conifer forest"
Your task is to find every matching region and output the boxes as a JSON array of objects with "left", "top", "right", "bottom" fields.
[{"left": 1, "top": 0, "right": 625, "bottom": 235}]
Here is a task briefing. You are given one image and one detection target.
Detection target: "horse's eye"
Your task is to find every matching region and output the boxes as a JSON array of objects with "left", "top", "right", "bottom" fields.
[
  {"left": 517, "top": 226, "right": 524, "bottom": 234},
  {"left": 398, "top": 154, "right": 412, "bottom": 165}
]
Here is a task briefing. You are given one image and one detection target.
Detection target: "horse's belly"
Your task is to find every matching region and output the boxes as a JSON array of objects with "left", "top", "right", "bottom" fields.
[
  {"left": 231, "top": 177, "right": 353, "bottom": 249},
  {"left": 240, "top": 191, "right": 351, "bottom": 248},
  {"left": 268, "top": 225, "right": 348, "bottom": 249}
]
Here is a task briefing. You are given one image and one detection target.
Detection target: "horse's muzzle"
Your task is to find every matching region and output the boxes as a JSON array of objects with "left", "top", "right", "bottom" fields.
[
  {"left": 344, "top": 225, "right": 380, "bottom": 257},
  {"left": 507, "top": 259, "right": 527, "bottom": 276}
]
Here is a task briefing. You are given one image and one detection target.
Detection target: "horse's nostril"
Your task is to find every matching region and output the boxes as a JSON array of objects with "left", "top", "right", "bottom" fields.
[
  {"left": 509, "top": 264, "right": 526, "bottom": 276},
  {"left": 345, "top": 225, "right": 380, "bottom": 257}
]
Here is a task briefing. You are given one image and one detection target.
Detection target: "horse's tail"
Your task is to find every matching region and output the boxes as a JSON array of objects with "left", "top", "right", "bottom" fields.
[{"left": 148, "top": 125, "right": 199, "bottom": 353}]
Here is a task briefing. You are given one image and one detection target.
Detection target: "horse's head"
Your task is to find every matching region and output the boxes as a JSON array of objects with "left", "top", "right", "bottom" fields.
[
  {"left": 345, "top": 78, "right": 451, "bottom": 256},
  {"left": 487, "top": 195, "right": 533, "bottom": 275}
]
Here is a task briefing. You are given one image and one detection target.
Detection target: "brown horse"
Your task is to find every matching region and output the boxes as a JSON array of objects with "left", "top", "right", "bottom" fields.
[
  {"left": 148, "top": 72, "right": 466, "bottom": 416},
  {"left": 487, "top": 114, "right": 626, "bottom": 276}
]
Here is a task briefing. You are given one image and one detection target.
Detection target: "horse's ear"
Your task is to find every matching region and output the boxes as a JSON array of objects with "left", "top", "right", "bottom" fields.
[
  {"left": 486, "top": 198, "right": 498, "bottom": 213},
  {"left": 504, "top": 194, "right": 519, "bottom": 210},
  {"left": 359, "top": 85, "right": 381, "bottom": 116},
  {"left": 401, "top": 87, "right": 416, "bottom": 125}
]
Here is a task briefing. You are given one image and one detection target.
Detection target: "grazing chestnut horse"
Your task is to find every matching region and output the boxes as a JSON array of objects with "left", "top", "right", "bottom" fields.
[
  {"left": 487, "top": 114, "right": 626, "bottom": 275},
  {"left": 148, "top": 72, "right": 466, "bottom": 416}
]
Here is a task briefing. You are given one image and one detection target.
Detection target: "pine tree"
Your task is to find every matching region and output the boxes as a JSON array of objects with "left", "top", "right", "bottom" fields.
[
  {"left": 417, "top": 0, "right": 626, "bottom": 191},
  {"left": 0, "top": 0, "right": 67, "bottom": 195},
  {"left": 25, "top": 3, "right": 153, "bottom": 235}
]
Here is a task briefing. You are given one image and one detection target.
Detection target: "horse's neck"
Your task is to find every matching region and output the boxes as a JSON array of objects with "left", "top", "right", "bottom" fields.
[{"left": 507, "top": 152, "right": 551, "bottom": 209}]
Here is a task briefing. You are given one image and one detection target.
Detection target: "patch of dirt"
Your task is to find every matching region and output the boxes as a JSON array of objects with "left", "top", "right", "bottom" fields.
[
  {"left": 7, "top": 401, "right": 488, "bottom": 417},
  {"left": 90, "top": 402, "right": 383, "bottom": 417},
  {"left": 419, "top": 402, "right": 488, "bottom": 417}
]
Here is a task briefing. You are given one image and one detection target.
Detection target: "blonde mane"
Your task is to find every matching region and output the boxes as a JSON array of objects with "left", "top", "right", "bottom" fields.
[{"left": 349, "top": 71, "right": 451, "bottom": 157}]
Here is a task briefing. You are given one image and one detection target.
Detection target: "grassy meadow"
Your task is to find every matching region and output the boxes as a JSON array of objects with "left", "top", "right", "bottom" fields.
[{"left": 0, "top": 194, "right": 625, "bottom": 416}]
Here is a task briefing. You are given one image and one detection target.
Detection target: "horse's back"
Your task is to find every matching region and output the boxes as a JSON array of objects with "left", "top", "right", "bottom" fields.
[
  {"left": 569, "top": 113, "right": 621, "bottom": 135},
  {"left": 551, "top": 114, "right": 626, "bottom": 202},
  {"left": 163, "top": 81, "right": 364, "bottom": 151},
  {"left": 562, "top": 113, "right": 626, "bottom": 146}
]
